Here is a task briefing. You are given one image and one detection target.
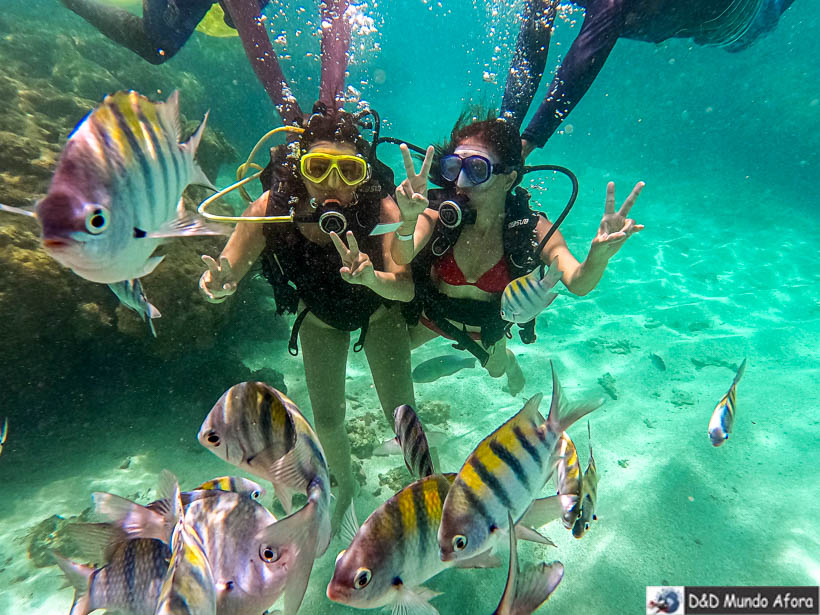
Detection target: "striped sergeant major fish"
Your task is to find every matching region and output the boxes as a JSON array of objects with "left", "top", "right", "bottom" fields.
[
  {"left": 571, "top": 423, "right": 599, "bottom": 539},
  {"left": 53, "top": 537, "right": 171, "bottom": 615},
  {"left": 155, "top": 475, "right": 216, "bottom": 615},
  {"left": 327, "top": 473, "right": 502, "bottom": 615},
  {"left": 500, "top": 260, "right": 563, "bottom": 325},
  {"left": 708, "top": 359, "right": 747, "bottom": 447},
  {"left": 492, "top": 512, "right": 564, "bottom": 615},
  {"left": 198, "top": 381, "right": 331, "bottom": 615},
  {"left": 438, "top": 362, "right": 604, "bottom": 563},
  {"left": 393, "top": 404, "right": 435, "bottom": 479},
  {"left": 108, "top": 278, "right": 161, "bottom": 337},
  {"left": 553, "top": 431, "right": 583, "bottom": 529},
  {"left": 0, "top": 91, "right": 225, "bottom": 323}
]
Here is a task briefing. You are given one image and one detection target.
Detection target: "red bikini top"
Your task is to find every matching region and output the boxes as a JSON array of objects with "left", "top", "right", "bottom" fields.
[{"left": 433, "top": 251, "right": 511, "bottom": 293}]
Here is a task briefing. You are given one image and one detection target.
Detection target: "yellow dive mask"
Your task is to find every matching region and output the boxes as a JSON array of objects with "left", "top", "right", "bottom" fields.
[{"left": 299, "top": 152, "right": 370, "bottom": 186}]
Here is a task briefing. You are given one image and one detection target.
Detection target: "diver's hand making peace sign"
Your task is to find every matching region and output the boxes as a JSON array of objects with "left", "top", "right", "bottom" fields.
[
  {"left": 395, "top": 144, "right": 435, "bottom": 224},
  {"left": 589, "top": 181, "right": 645, "bottom": 262},
  {"left": 331, "top": 231, "right": 377, "bottom": 287},
  {"left": 199, "top": 255, "right": 237, "bottom": 302}
]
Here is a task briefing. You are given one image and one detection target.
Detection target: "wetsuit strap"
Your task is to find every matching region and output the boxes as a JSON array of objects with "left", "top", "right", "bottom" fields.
[
  {"left": 221, "top": 0, "right": 303, "bottom": 126},
  {"left": 319, "top": 0, "right": 351, "bottom": 110},
  {"left": 352, "top": 319, "right": 369, "bottom": 353},
  {"left": 288, "top": 307, "right": 312, "bottom": 356},
  {"left": 501, "top": 0, "right": 559, "bottom": 128}
]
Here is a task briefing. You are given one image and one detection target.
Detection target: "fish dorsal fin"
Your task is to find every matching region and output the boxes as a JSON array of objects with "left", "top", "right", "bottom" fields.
[
  {"left": 545, "top": 362, "right": 605, "bottom": 434},
  {"left": 732, "top": 358, "right": 747, "bottom": 388},
  {"left": 155, "top": 90, "right": 181, "bottom": 141},
  {"left": 516, "top": 393, "right": 546, "bottom": 428},
  {"left": 339, "top": 502, "right": 360, "bottom": 546},
  {"left": 64, "top": 522, "right": 128, "bottom": 563},
  {"left": 92, "top": 492, "right": 170, "bottom": 543},
  {"left": 392, "top": 585, "right": 442, "bottom": 615}
]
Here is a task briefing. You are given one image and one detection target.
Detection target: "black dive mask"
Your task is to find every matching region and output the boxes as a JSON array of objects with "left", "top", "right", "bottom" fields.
[{"left": 292, "top": 198, "right": 351, "bottom": 235}]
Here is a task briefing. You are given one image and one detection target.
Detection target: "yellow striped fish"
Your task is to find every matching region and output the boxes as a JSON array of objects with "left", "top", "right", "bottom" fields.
[
  {"left": 439, "top": 362, "right": 603, "bottom": 563},
  {"left": 0, "top": 91, "right": 225, "bottom": 331},
  {"left": 155, "top": 477, "right": 216, "bottom": 615},
  {"left": 708, "top": 359, "right": 747, "bottom": 447},
  {"left": 500, "top": 260, "right": 563, "bottom": 324},
  {"left": 553, "top": 431, "right": 583, "bottom": 529},
  {"left": 198, "top": 381, "right": 331, "bottom": 615},
  {"left": 327, "top": 473, "right": 500, "bottom": 614},
  {"left": 194, "top": 476, "right": 266, "bottom": 501},
  {"left": 571, "top": 423, "right": 598, "bottom": 539}
]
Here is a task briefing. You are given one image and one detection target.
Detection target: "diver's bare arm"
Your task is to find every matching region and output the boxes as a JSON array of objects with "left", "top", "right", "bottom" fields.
[
  {"left": 390, "top": 209, "right": 436, "bottom": 265},
  {"left": 374, "top": 196, "right": 415, "bottom": 302},
  {"left": 534, "top": 215, "right": 607, "bottom": 296},
  {"left": 219, "top": 193, "right": 269, "bottom": 283}
]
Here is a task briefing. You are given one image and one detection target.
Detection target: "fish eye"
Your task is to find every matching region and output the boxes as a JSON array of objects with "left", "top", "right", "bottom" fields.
[
  {"left": 260, "top": 545, "right": 279, "bottom": 563},
  {"left": 452, "top": 535, "right": 467, "bottom": 551},
  {"left": 251, "top": 490, "right": 261, "bottom": 499},
  {"left": 353, "top": 568, "right": 371, "bottom": 589},
  {"left": 206, "top": 431, "right": 220, "bottom": 446},
  {"left": 85, "top": 207, "right": 109, "bottom": 234}
]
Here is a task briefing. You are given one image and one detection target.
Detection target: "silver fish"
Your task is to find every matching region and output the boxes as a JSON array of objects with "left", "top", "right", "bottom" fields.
[
  {"left": 439, "top": 362, "right": 603, "bottom": 563},
  {"left": 493, "top": 512, "right": 564, "bottom": 615},
  {"left": 108, "top": 278, "right": 161, "bottom": 337},
  {"left": 412, "top": 355, "right": 477, "bottom": 383},
  {"left": 571, "top": 423, "right": 599, "bottom": 539},
  {"left": 0, "top": 91, "right": 226, "bottom": 317},
  {"left": 393, "top": 404, "right": 435, "bottom": 478},
  {"left": 708, "top": 359, "right": 747, "bottom": 447},
  {"left": 53, "top": 538, "right": 171, "bottom": 615},
  {"left": 155, "top": 477, "right": 216, "bottom": 615},
  {"left": 500, "top": 260, "right": 563, "bottom": 324},
  {"left": 198, "top": 381, "right": 331, "bottom": 615}
]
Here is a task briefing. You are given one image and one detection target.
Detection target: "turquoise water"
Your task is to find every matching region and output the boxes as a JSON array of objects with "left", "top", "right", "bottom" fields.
[{"left": 0, "top": 2, "right": 818, "bottom": 615}]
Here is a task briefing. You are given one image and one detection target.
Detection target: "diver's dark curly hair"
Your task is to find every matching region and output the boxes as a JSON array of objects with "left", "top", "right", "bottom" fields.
[
  {"left": 430, "top": 107, "right": 523, "bottom": 186},
  {"left": 299, "top": 105, "right": 371, "bottom": 158}
]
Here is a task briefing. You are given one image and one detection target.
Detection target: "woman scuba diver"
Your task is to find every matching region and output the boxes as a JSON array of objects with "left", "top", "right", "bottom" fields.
[
  {"left": 199, "top": 107, "right": 415, "bottom": 529},
  {"left": 392, "top": 110, "right": 645, "bottom": 394}
]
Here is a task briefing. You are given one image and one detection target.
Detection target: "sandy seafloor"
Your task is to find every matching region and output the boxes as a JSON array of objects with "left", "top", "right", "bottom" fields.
[{"left": 1, "top": 162, "right": 818, "bottom": 615}]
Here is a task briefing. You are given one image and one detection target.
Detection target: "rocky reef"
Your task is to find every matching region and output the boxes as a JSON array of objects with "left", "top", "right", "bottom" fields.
[{"left": 0, "top": 13, "right": 300, "bottom": 398}]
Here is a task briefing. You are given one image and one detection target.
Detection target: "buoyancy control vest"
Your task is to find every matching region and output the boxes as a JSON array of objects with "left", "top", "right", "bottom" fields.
[
  {"left": 404, "top": 186, "right": 544, "bottom": 365},
  {"left": 259, "top": 145, "right": 392, "bottom": 354}
]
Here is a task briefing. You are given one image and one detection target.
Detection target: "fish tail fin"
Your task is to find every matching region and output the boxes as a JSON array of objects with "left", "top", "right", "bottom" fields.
[
  {"left": 733, "top": 358, "right": 747, "bottom": 386},
  {"left": 510, "top": 561, "right": 565, "bottom": 615},
  {"left": 92, "top": 492, "right": 171, "bottom": 543},
  {"left": 260, "top": 500, "right": 320, "bottom": 615},
  {"left": 545, "top": 362, "right": 605, "bottom": 435},
  {"left": 52, "top": 552, "right": 93, "bottom": 615}
]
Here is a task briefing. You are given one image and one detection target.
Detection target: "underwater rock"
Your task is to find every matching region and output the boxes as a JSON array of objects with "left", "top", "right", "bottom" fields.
[
  {"left": 416, "top": 400, "right": 451, "bottom": 426},
  {"left": 598, "top": 372, "right": 618, "bottom": 401},
  {"left": 691, "top": 357, "right": 741, "bottom": 372},
  {"left": 378, "top": 466, "right": 414, "bottom": 494},
  {"left": 26, "top": 510, "right": 93, "bottom": 568},
  {"left": 670, "top": 388, "right": 696, "bottom": 408},
  {"left": 345, "top": 411, "right": 382, "bottom": 459},
  {"left": 650, "top": 352, "right": 667, "bottom": 371}
]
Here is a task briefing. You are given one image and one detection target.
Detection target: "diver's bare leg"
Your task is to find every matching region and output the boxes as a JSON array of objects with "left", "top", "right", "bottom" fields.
[
  {"left": 298, "top": 312, "right": 353, "bottom": 532},
  {"left": 363, "top": 305, "right": 415, "bottom": 425},
  {"left": 318, "top": 0, "right": 351, "bottom": 109}
]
